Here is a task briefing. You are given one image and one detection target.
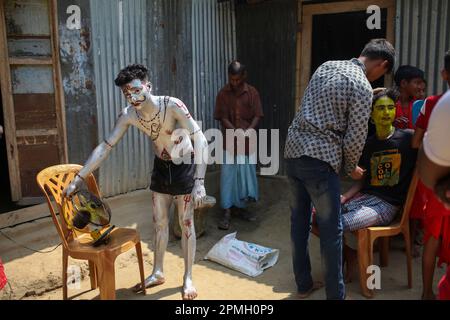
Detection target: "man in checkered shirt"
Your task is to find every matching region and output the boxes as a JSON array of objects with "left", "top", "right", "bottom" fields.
[{"left": 284, "top": 39, "right": 395, "bottom": 300}]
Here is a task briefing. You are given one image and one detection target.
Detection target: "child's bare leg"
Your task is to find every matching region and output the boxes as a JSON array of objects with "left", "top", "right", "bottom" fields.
[
  {"left": 411, "top": 219, "right": 421, "bottom": 258},
  {"left": 421, "top": 236, "right": 441, "bottom": 300}
]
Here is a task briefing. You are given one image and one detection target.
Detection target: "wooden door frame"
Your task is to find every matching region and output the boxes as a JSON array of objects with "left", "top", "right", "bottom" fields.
[
  {"left": 295, "top": 0, "right": 396, "bottom": 108},
  {"left": 0, "top": 0, "right": 67, "bottom": 202},
  {"left": 0, "top": 0, "right": 20, "bottom": 201}
]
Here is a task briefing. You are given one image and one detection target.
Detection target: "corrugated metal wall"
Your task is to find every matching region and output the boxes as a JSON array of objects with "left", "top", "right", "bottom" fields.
[
  {"left": 192, "top": 0, "right": 237, "bottom": 130},
  {"left": 147, "top": 0, "right": 194, "bottom": 112},
  {"left": 90, "top": 0, "right": 151, "bottom": 197},
  {"left": 396, "top": 0, "right": 450, "bottom": 95},
  {"left": 89, "top": 0, "right": 236, "bottom": 197},
  {"left": 236, "top": 0, "right": 297, "bottom": 175}
]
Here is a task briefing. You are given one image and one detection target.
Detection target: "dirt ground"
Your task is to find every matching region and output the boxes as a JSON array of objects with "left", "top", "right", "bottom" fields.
[{"left": 0, "top": 176, "right": 445, "bottom": 300}]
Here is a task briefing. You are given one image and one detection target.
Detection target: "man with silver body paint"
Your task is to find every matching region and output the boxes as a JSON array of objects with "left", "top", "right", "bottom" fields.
[{"left": 63, "top": 64, "right": 208, "bottom": 300}]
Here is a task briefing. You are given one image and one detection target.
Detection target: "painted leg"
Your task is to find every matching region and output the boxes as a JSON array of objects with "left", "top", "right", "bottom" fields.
[
  {"left": 176, "top": 194, "right": 197, "bottom": 300},
  {"left": 134, "top": 192, "right": 172, "bottom": 292}
]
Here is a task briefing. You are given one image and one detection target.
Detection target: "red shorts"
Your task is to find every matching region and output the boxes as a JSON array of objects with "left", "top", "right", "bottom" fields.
[
  {"left": 438, "top": 267, "right": 450, "bottom": 300},
  {"left": 0, "top": 258, "right": 7, "bottom": 290},
  {"left": 409, "top": 180, "right": 429, "bottom": 220},
  {"left": 423, "top": 193, "right": 450, "bottom": 265}
]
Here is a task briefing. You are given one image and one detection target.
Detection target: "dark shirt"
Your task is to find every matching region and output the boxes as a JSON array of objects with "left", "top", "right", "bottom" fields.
[
  {"left": 214, "top": 83, "right": 263, "bottom": 155},
  {"left": 359, "top": 129, "right": 417, "bottom": 206}
]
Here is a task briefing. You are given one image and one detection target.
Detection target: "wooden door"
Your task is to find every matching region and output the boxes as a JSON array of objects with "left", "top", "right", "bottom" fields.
[
  {"left": 0, "top": 0, "right": 67, "bottom": 204},
  {"left": 295, "top": 0, "right": 396, "bottom": 108}
]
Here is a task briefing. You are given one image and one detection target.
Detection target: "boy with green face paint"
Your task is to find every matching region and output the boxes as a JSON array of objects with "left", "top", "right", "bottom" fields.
[
  {"left": 339, "top": 89, "right": 418, "bottom": 281},
  {"left": 371, "top": 95, "right": 397, "bottom": 139}
]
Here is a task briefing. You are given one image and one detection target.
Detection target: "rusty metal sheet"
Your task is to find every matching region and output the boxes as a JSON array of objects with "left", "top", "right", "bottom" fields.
[
  {"left": 17, "top": 134, "right": 57, "bottom": 146},
  {"left": 13, "top": 93, "right": 56, "bottom": 130},
  {"left": 8, "top": 38, "right": 52, "bottom": 57},
  {"left": 18, "top": 143, "right": 60, "bottom": 197},
  {"left": 5, "top": 0, "right": 50, "bottom": 36},
  {"left": 11, "top": 65, "right": 54, "bottom": 94}
]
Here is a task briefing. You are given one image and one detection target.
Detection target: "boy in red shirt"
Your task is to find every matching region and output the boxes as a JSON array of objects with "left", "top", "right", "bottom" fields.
[
  {"left": 412, "top": 50, "right": 450, "bottom": 299},
  {"left": 393, "top": 65, "right": 425, "bottom": 129},
  {"left": 395, "top": 66, "right": 427, "bottom": 255}
]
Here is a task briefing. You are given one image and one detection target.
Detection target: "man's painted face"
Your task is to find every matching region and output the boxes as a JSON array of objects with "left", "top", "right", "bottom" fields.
[
  {"left": 121, "top": 79, "right": 149, "bottom": 108},
  {"left": 371, "top": 96, "right": 396, "bottom": 127}
]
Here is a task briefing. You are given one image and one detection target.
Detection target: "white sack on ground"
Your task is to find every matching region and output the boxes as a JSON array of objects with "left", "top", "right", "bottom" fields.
[{"left": 204, "top": 232, "right": 279, "bottom": 277}]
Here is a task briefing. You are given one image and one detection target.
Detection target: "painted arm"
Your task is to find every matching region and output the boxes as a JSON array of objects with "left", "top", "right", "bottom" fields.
[
  {"left": 171, "top": 99, "right": 209, "bottom": 208},
  {"left": 63, "top": 112, "right": 130, "bottom": 197}
]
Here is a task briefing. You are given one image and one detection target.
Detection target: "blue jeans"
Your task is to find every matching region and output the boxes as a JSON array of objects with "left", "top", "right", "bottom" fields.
[{"left": 286, "top": 156, "right": 345, "bottom": 300}]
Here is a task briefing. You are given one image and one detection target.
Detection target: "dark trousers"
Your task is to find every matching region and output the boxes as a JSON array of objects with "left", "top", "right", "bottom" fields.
[{"left": 286, "top": 156, "right": 345, "bottom": 300}]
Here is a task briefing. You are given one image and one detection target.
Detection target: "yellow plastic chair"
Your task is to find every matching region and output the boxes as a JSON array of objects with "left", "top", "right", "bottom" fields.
[
  {"left": 36, "top": 164, "right": 146, "bottom": 300},
  {"left": 355, "top": 172, "right": 417, "bottom": 298}
]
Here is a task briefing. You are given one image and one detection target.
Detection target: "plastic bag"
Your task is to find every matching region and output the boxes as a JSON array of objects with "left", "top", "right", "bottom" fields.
[{"left": 204, "top": 232, "right": 279, "bottom": 277}]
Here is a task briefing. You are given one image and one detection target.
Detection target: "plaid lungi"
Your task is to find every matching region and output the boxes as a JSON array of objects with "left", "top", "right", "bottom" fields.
[{"left": 341, "top": 193, "right": 399, "bottom": 232}]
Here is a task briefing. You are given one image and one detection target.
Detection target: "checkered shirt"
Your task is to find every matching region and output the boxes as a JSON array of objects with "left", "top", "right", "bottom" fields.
[{"left": 284, "top": 58, "right": 373, "bottom": 175}]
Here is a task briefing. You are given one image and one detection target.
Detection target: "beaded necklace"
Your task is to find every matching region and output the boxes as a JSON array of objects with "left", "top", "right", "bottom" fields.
[{"left": 135, "top": 97, "right": 163, "bottom": 141}]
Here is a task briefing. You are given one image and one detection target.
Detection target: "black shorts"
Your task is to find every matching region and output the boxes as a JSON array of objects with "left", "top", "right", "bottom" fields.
[{"left": 150, "top": 156, "right": 195, "bottom": 195}]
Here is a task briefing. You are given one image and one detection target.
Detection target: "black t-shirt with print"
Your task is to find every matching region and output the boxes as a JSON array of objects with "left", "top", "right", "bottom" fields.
[{"left": 359, "top": 129, "right": 417, "bottom": 206}]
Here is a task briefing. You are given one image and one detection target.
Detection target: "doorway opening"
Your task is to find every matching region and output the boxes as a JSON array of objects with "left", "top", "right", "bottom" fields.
[
  {"left": 311, "top": 9, "right": 388, "bottom": 89},
  {"left": 296, "top": 0, "right": 396, "bottom": 106}
]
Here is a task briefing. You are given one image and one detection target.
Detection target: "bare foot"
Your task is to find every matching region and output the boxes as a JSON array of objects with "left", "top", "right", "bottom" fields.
[
  {"left": 182, "top": 278, "right": 197, "bottom": 300},
  {"left": 421, "top": 292, "right": 436, "bottom": 300},
  {"left": 133, "top": 273, "right": 165, "bottom": 293},
  {"left": 297, "top": 281, "right": 324, "bottom": 299}
]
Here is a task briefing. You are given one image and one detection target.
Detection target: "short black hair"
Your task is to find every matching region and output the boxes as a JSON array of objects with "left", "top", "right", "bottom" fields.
[
  {"left": 372, "top": 88, "right": 399, "bottom": 109},
  {"left": 445, "top": 50, "right": 450, "bottom": 73},
  {"left": 394, "top": 65, "right": 425, "bottom": 87},
  {"left": 360, "top": 39, "right": 396, "bottom": 73},
  {"left": 228, "top": 60, "right": 246, "bottom": 75},
  {"left": 114, "top": 64, "right": 149, "bottom": 87}
]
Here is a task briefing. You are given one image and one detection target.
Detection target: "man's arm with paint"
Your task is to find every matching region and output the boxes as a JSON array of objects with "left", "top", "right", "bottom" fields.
[
  {"left": 63, "top": 112, "right": 130, "bottom": 197},
  {"left": 171, "top": 98, "right": 208, "bottom": 208}
]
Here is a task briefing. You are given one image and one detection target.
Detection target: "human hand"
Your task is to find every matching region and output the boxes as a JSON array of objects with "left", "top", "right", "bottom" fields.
[
  {"left": 192, "top": 180, "right": 206, "bottom": 209},
  {"left": 340, "top": 195, "right": 348, "bottom": 204},
  {"left": 350, "top": 166, "right": 366, "bottom": 180},
  {"left": 373, "top": 87, "right": 386, "bottom": 95},
  {"left": 63, "top": 175, "right": 84, "bottom": 198},
  {"left": 394, "top": 116, "right": 409, "bottom": 128}
]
